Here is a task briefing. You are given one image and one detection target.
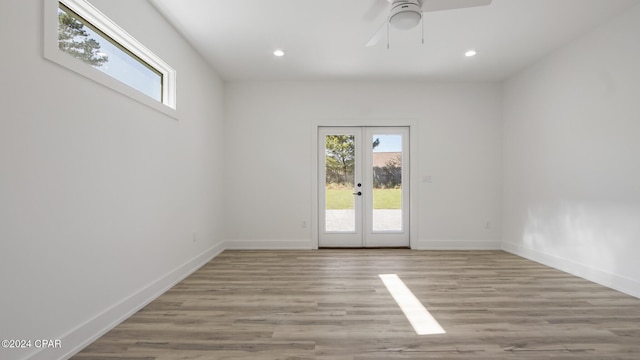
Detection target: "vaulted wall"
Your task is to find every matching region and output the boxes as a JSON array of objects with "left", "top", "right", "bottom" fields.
[
  {"left": 502, "top": 3, "right": 640, "bottom": 297},
  {"left": 0, "top": 1, "right": 226, "bottom": 359}
]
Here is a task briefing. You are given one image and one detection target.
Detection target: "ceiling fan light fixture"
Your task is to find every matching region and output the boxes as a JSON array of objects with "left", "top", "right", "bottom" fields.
[
  {"left": 465, "top": 50, "right": 477, "bottom": 57},
  {"left": 388, "top": 1, "right": 422, "bottom": 30},
  {"left": 273, "top": 49, "right": 285, "bottom": 57},
  {"left": 389, "top": 11, "right": 421, "bottom": 30}
]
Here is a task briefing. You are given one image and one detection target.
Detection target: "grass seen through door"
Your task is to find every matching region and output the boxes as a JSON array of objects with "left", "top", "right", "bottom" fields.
[{"left": 326, "top": 188, "right": 401, "bottom": 209}]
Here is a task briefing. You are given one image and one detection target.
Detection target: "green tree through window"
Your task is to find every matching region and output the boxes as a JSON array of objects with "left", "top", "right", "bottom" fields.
[
  {"left": 325, "top": 136, "right": 381, "bottom": 185},
  {"left": 325, "top": 135, "right": 355, "bottom": 185},
  {"left": 58, "top": 6, "right": 107, "bottom": 67}
]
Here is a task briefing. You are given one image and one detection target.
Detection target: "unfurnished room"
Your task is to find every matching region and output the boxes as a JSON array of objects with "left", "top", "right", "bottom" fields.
[{"left": 1, "top": 0, "right": 640, "bottom": 359}]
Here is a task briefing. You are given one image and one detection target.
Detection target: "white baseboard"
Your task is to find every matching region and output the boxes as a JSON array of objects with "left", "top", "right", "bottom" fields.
[
  {"left": 412, "top": 239, "right": 501, "bottom": 250},
  {"left": 32, "top": 242, "right": 225, "bottom": 360},
  {"left": 502, "top": 241, "right": 640, "bottom": 299},
  {"left": 224, "top": 239, "right": 501, "bottom": 251},
  {"left": 224, "top": 239, "right": 317, "bottom": 250}
]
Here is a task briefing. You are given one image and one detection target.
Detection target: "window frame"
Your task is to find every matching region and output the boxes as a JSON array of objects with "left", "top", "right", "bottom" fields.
[{"left": 43, "top": 0, "right": 177, "bottom": 117}]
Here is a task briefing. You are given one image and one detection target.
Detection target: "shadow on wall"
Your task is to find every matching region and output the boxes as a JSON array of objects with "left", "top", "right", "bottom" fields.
[{"left": 522, "top": 200, "right": 640, "bottom": 283}]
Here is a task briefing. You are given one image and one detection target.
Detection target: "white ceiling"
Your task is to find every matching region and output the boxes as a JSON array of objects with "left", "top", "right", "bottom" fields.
[{"left": 149, "top": 0, "right": 640, "bottom": 82}]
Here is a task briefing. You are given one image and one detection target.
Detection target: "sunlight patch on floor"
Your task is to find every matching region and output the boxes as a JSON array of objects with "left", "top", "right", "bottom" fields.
[{"left": 379, "top": 273, "right": 446, "bottom": 335}]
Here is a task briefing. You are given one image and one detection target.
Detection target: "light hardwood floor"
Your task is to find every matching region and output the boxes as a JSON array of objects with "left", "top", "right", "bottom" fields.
[{"left": 73, "top": 250, "right": 640, "bottom": 359}]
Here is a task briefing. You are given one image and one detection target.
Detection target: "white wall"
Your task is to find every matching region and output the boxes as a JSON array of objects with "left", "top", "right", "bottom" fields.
[
  {"left": 224, "top": 81, "right": 503, "bottom": 250},
  {"left": 502, "top": 4, "right": 640, "bottom": 297},
  {"left": 0, "top": 1, "right": 226, "bottom": 359}
]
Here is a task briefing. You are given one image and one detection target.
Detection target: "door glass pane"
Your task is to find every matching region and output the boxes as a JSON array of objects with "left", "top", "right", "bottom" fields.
[
  {"left": 325, "top": 135, "right": 355, "bottom": 232},
  {"left": 372, "top": 134, "right": 402, "bottom": 231}
]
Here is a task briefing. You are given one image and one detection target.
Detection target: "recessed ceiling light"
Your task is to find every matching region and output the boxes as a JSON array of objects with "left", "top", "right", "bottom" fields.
[
  {"left": 273, "top": 49, "right": 285, "bottom": 57},
  {"left": 465, "top": 50, "right": 477, "bottom": 57}
]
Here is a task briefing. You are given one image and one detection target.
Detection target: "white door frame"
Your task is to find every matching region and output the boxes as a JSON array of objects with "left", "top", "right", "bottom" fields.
[{"left": 311, "top": 120, "right": 418, "bottom": 249}]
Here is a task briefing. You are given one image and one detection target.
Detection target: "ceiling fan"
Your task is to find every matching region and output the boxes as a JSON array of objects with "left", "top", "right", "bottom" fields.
[{"left": 366, "top": 0, "right": 492, "bottom": 47}]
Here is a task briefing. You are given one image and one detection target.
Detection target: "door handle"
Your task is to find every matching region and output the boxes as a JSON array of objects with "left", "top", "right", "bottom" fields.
[{"left": 353, "top": 191, "right": 362, "bottom": 196}]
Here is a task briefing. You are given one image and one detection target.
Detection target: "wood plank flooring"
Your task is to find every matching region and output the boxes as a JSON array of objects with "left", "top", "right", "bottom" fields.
[{"left": 73, "top": 250, "right": 640, "bottom": 359}]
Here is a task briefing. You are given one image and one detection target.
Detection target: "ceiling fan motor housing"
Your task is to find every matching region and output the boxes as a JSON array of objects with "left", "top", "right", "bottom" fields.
[{"left": 389, "top": 0, "right": 422, "bottom": 30}]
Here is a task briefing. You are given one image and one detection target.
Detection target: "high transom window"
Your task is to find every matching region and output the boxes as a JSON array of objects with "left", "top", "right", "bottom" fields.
[{"left": 44, "top": 0, "right": 177, "bottom": 114}]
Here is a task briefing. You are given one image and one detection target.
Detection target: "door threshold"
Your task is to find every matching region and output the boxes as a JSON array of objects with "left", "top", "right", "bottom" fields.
[{"left": 319, "top": 247, "right": 410, "bottom": 250}]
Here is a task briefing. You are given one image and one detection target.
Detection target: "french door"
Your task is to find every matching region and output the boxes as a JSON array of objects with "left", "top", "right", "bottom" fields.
[{"left": 319, "top": 127, "right": 409, "bottom": 248}]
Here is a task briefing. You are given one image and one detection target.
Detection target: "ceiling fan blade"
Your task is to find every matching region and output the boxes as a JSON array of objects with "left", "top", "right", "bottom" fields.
[
  {"left": 422, "top": 0, "right": 492, "bottom": 12},
  {"left": 363, "top": 0, "right": 389, "bottom": 22},
  {"left": 365, "top": 21, "right": 387, "bottom": 47}
]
